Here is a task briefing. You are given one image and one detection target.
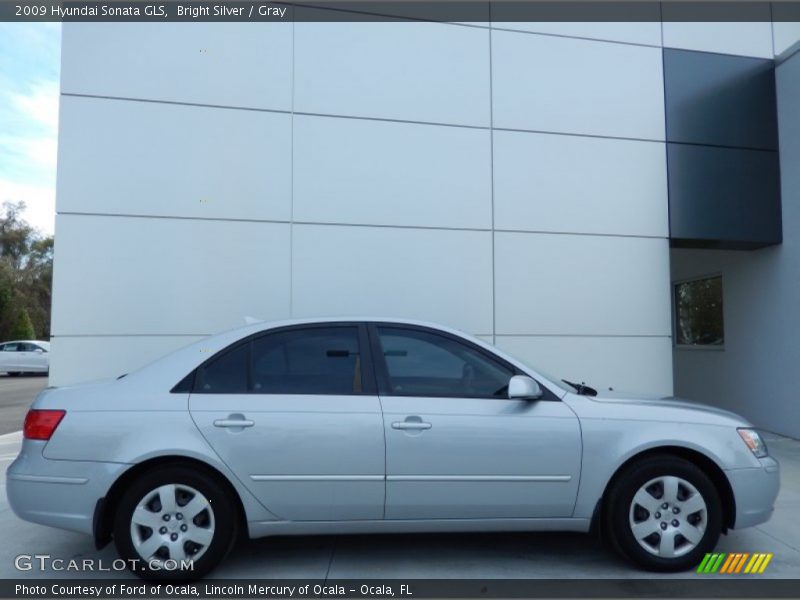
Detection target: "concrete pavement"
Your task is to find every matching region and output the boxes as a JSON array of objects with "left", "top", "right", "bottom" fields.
[
  {"left": 0, "top": 375, "right": 47, "bottom": 435},
  {"left": 0, "top": 430, "right": 798, "bottom": 580}
]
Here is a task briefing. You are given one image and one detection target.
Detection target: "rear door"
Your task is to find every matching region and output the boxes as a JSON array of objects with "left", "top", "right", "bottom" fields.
[
  {"left": 16, "top": 343, "right": 40, "bottom": 371},
  {"left": 189, "top": 323, "right": 386, "bottom": 521}
]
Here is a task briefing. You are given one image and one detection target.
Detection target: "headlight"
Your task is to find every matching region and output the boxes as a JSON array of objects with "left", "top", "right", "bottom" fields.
[{"left": 738, "top": 428, "right": 768, "bottom": 458}]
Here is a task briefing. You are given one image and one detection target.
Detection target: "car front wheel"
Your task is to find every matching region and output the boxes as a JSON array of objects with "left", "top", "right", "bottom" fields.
[
  {"left": 113, "top": 464, "right": 238, "bottom": 580},
  {"left": 605, "top": 455, "right": 723, "bottom": 571}
]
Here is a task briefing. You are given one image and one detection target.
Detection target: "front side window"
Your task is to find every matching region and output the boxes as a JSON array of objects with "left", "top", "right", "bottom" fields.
[
  {"left": 252, "top": 327, "right": 362, "bottom": 395},
  {"left": 674, "top": 276, "right": 724, "bottom": 347},
  {"left": 376, "top": 327, "right": 513, "bottom": 398}
]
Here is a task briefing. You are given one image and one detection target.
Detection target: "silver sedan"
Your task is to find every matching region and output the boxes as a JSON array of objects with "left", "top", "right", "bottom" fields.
[{"left": 6, "top": 318, "right": 779, "bottom": 579}]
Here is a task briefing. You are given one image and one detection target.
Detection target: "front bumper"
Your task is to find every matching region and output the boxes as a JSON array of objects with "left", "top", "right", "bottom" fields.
[
  {"left": 6, "top": 440, "right": 129, "bottom": 536},
  {"left": 726, "top": 456, "right": 780, "bottom": 529}
]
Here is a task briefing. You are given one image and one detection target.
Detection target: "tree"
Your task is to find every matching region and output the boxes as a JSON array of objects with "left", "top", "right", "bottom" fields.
[
  {"left": 0, "top": 202, "right": 53, "bottom": 341},
  {"left": 9, "top": 308, "right": 35, "bottom": 340}
]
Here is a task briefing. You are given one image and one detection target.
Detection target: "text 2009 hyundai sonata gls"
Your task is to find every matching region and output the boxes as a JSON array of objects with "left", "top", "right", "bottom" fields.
[{"left": 7, "top": 318, "right": 779, "bottom": 579}]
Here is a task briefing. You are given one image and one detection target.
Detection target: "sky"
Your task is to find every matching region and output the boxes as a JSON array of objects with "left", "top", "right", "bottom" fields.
[{"left": 0, "top": 23, "right": 61, "bottom": 236}]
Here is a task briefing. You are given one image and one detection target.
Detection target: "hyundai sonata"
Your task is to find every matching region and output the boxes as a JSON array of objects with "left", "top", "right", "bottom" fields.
[{"left": 6, "top": 319, "right": 779, "bottom": 579}]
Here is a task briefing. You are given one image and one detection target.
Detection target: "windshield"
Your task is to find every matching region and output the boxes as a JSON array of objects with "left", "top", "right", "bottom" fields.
[{"left": 490, "top": 346, "right": 575, "bottom": 395}]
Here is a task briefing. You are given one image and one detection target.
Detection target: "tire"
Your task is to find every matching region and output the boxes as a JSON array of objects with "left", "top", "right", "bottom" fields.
[
  {"left": 113, "top": 464, "right": 238, "bottom": 580},
  {"left": 604, "top": 455, "right": 722, "bottom": 572}
]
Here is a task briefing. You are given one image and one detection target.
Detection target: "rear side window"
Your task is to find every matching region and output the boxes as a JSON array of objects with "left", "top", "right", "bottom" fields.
[
  {"left": 195, "top": 343, "right": 248, "bottom": 394},
  {"left": 191, "top": 326, "right": 363, "bottom": 395},
  {"left": 252, "top": 327, "right": 362, "bottom": 395}
]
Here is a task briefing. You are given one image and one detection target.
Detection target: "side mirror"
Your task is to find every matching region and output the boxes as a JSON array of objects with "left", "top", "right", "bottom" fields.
[
  {"left": 35, "top": 349, "right": 44, "bottom": 354},
  {"left": 508, "top": 375, "right": 543, "bottom": 400}
]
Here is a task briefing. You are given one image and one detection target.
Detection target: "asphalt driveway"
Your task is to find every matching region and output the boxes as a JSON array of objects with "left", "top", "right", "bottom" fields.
[{"left": 0, "top": 375, "right": 48, "bottom": 435}]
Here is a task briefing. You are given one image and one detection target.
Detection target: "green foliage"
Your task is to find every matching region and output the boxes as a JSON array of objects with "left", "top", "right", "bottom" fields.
[
  {"left": 675, "top": 276, "right": 724, "bottom": 346},
  {"left": 9, "top": 308, "right": 35, "bottom": 340},
  {"left": 0, "top": 202, "right": 52, "bottom": 341}
]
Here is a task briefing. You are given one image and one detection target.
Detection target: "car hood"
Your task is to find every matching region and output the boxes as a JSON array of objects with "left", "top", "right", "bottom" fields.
[{"left": 568, "top": 390, "right": 752, "bottom": 427}]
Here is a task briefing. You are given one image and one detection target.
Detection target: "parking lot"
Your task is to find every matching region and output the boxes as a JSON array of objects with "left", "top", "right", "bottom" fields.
[
  {"left": 0, "top": 375, "right": 47, "bottom": 435},
  {"left": 0, "top": 377, "right": 798, "bottom": 580}
]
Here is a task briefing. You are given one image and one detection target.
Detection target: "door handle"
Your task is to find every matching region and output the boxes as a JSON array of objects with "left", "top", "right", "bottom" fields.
[
  {"left": 392, "top": 421, "right": 432, "bottom": 430},
  {"left": 214, "top": 418, "right": 255, "bottom": 428}
]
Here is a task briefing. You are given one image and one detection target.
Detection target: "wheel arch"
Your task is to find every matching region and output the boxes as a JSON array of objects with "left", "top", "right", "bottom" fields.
[
  {"left": 591, "top": 446, "right": 736, "bottom": 536},
  {"left": 93, "top": 455, "right": 248, "bottom": 549}
]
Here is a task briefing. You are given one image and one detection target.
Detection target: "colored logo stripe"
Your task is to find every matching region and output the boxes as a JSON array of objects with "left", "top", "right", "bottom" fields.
[
  {"left": 696, "top": 553, "right": 713, "bottom": 573},
  {"left": 758, "top": 553, "right": 773, "bottom": 573},
  {"left": 734, "top": 553, "right": 750, "bottom": 573},
  {"left": 720, "top": 553, "right": 737, "bottom": 573},
  {"left": 697, "top": 552, "right": 772, "bottom": 574}
]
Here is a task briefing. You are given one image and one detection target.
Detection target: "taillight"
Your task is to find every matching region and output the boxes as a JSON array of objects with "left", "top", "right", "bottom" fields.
[{"left": 23, "top": 410, "right": 66, "bottom": 441}]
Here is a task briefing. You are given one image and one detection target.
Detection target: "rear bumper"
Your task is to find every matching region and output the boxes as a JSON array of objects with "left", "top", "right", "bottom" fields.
[
  {"left": 6, "top": 440, "right": 128, "bottom": 536},
  {"left": 726, "top": 456, "right": 780, "bottom": 529}
]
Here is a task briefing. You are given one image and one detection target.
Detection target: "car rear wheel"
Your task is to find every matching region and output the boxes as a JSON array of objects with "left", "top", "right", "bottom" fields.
[
  {"left": 113, "top": 464, "right": 238, "bottom": 580},
  {"left": 605, "top": 455, "right": 722, "bottom": 571}
]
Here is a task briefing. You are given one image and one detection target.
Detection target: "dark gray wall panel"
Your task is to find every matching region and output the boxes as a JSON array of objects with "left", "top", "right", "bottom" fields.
[
  {"left": 668, "top": 143, "right": 782, "bottom": 248},
  {"left": 777, "top": 49, "right": 800, "bottom": 237},
  {"left": 664, "top": 49, "right": 778, "bottom": 151}
]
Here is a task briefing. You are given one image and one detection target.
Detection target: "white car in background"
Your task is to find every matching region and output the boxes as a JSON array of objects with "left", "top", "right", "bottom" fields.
[{"left": 0, "top": 340, "right": 50, "bottom": 375}]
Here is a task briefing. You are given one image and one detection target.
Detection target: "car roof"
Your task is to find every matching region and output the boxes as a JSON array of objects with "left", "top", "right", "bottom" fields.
[{"left": 1, "top": 340, "right": 49, "bottom": 345}]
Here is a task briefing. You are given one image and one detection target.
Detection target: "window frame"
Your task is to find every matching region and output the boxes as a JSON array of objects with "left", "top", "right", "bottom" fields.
[
  {"left": 174, "top": 322, "right": 377, "bottom": 395},
  {"left": 367, "top": 322, "right": 558, "bottom": 401},
  {"left": 672, "top": 273, "right": 725, "bottom": 351}
]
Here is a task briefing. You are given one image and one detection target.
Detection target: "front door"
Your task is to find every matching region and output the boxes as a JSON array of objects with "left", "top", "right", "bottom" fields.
[
  {"left": 190, "top": 324, "right": 385, "bottom": 521},
  {"left": 372, "top": 324, "right": 582, "bottom": 520},
  {"left": 16, "top": 343, "right": 44, "bottom": 371}
]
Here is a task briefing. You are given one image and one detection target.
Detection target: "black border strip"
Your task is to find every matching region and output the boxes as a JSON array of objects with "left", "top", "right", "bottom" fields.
[
  {"left": 3, "top": 1, "right": 800, "bottom": 23},
  {"left": 3, "top": 578, "right": 800, "bottom": 598}
]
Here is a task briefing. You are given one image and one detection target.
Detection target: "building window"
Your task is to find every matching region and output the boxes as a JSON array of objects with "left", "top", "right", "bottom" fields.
[{"left": 674, "top": 276, "right": 724, "bottom": 347}]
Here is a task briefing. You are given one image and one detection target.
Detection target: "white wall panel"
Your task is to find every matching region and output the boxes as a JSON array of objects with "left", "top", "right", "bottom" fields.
[
  {"left": 292, "top": 225, "right": 493, "bottom": 334},
  {"left": 493, "top": 131, "right": 668, "bottom": 237},
  {"left": 492, "top": 22, "right": 661, "bottom": 46},
  {"left": 496, "top": 335, "right": 674, "bottom": 396},
  {"left": 50, "top": 335, "right": 205, "bottom": 387},
  {"left": 293, "top": 115, "right": 492, "bottom": 229},
  {"left": 492, "top": 31, "right": 665, "bottom": 140},
  {"left": 57, "top": 96, "right": 292, "bottom": 221},
  {"left": 61, "top": 23, "right": 292, "bottom": 110},
  {"left": 51, "top": 215, "right": 291, "bottom": 336},
  {"left": 662, "top": 22, "right": 774, "bottom": 58},
  {"left": 494, "top": 232, "right": 671, "bottom": 336},
  {"left": 294, "top": 18, "right": 490, "bottom": 126},
  {"left": 774, "top": 22, "right": 800, "bottom": 56}
]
